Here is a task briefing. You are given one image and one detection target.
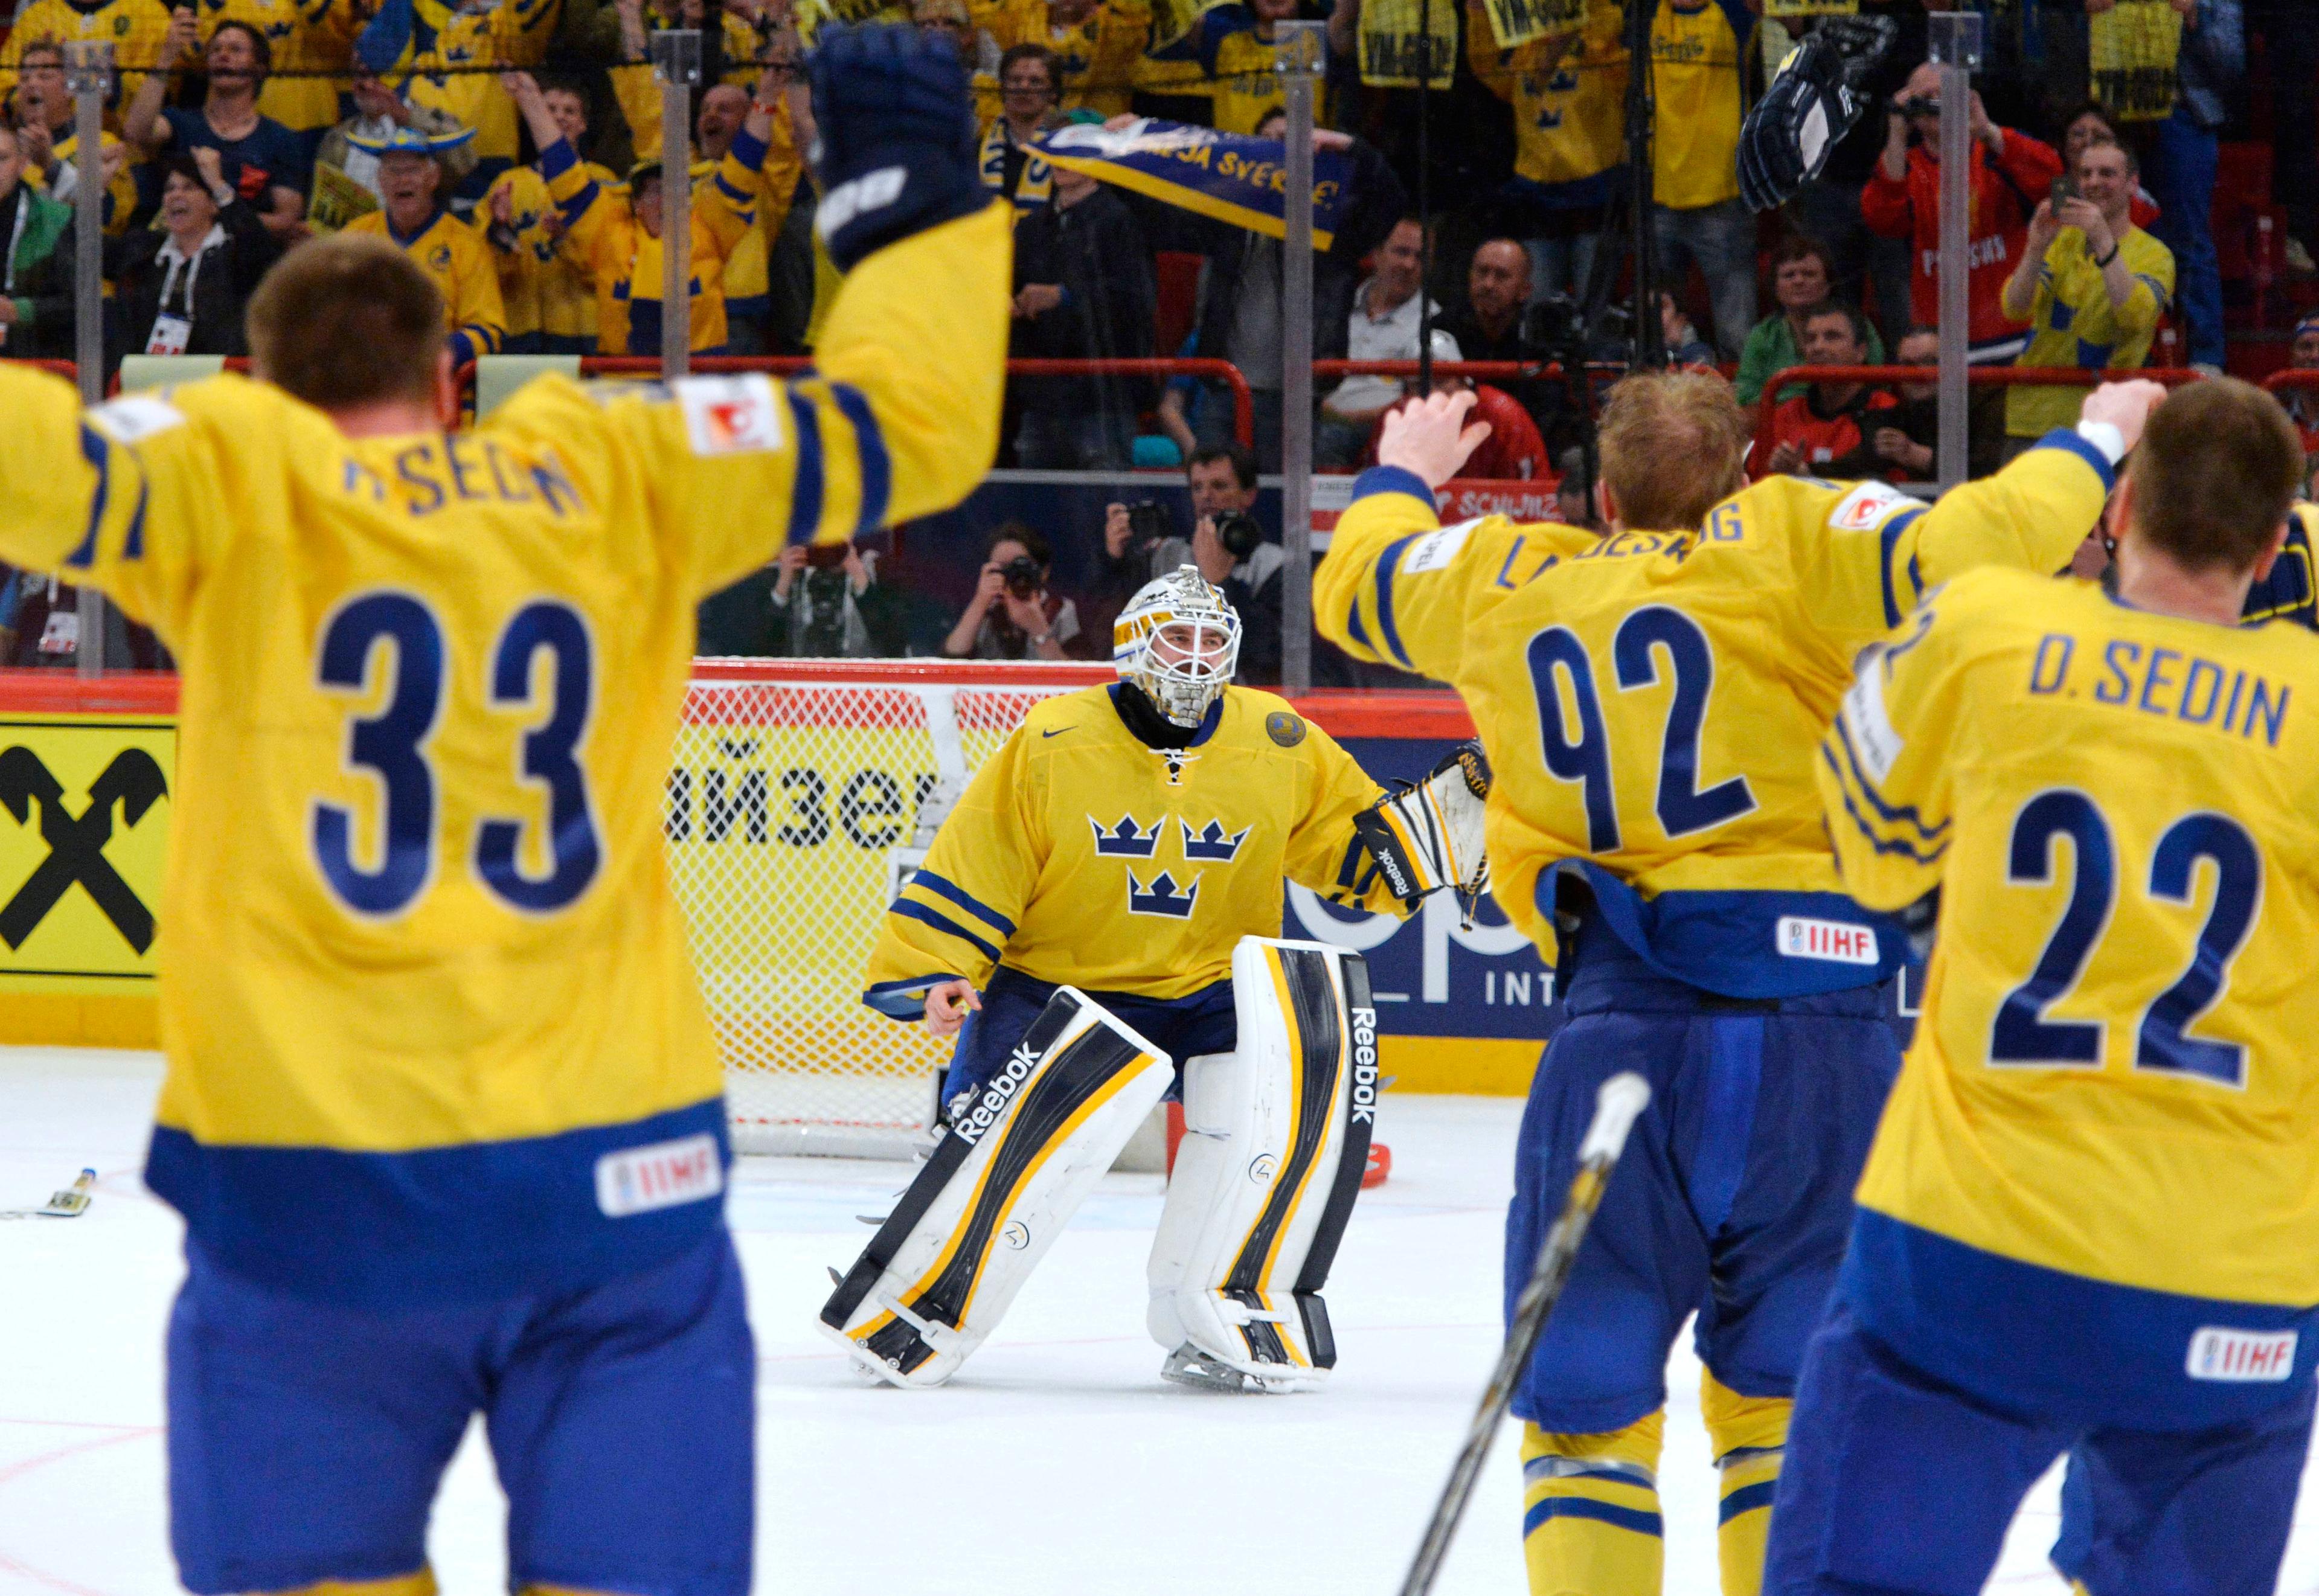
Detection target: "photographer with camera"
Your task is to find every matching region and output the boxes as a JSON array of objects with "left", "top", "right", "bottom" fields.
[
  {"left": 1101, "top": 443, "right": 1283, "bottom": 681},
  {"left": 1862, "top": 62, "right": 2059, "bottom": 473},
  {"left": 944, "top": 525, "right": 1085, "bottom": 661},
  {"left": 762, "top": 538, "right": 908, "bottom": 658}
]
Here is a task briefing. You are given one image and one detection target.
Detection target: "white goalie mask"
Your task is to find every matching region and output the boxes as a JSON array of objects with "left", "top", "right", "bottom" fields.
[{"left": 1113, "top": 565, "right": 1242, "bottom": 728}]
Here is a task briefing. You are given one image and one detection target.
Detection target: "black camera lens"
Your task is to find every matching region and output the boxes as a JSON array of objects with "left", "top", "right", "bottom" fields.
[
  {"left": 1126, "top": 500, "right": 1170, "bottom": 545},
  {"left": 1215, "top": 513, "right": 1262, "bottom": 560},
  {"left": 1002, "top": 555, "right": 1044, "bottom": 598}
]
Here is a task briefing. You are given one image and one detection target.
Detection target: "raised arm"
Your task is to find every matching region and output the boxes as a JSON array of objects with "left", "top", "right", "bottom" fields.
[
  {"left": 1791, "top": 380, "right": 2166, "bottom": 661},
  {"left": 125, "top": 4, "right": 200, "bottom": 152},
  {"left": 486, "top": 25, "right": 1008, "bottom": 596},
  {"left": 1314, "top": 389, "right": 1581, "bottom": 683}
]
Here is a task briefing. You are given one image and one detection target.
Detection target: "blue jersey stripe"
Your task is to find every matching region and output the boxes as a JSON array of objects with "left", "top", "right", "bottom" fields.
[
  {"left": 1829, "top": 716, "right": 1950, "bottom": 844},
  {"left": 906, "top": 870, "right": 1017, "bottom": 936},
  {"left": 64, "top": 424, "right": 111, "bottom": 569},
  {"left": 1373, "top": 533, "right": 1422, "bottom": 671},
  {"left": 785, "top": 392, "right": 826, "bottom": 545},
  {"left": 1877, "top": 507, "right": 1926, "bottom": 628},
  {"left": 1522, "top": 1497, "right": 1664, "bottom": 1540},
  {"left": 1820, "top": 745, "right": 1949, "bottom": 865},
  {"left": 890, "top": 897, "right": 1001, "bottom": 964},
  {"left": 829, "top": 383, "right": 892, "bottom": 534},
  {"left": 1718, "top": 1479, "right": 1778, "bottom": 1524}
]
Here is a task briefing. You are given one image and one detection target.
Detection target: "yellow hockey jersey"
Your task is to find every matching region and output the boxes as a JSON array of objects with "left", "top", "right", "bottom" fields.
[
  {"left": 484, "top": 159, "right": 617, "bottom": 345},
  {"left": 0, "top": 0, "right": 175, "bottom": 103},
  {"left": 1466, "top": 1, "right": 1627, "bottom": 196},
  {"left": 391, "top": 0, "right": 524, "bottom": 163},
  {"left": 1314, "top": 435, "right": 2115, "bottom": 998},
  {"left": 344, "top": 205, "right": 508, "bottom": 364},
  {"left": 863, "top": 684, "right": 1406, "bottom": 1016},
  {"left": 545, "top": 129, "right": 765, "bottom": 354},
  {"left": 2006, "top": 225, "right": 2175, "bottom": 438},
  {"left": 194, "top": 0, "right": 358, "bottom": 132},
  {"left": 612, "top": 64, "right": 804, "bottom": 316},
  {"left": 1819, "top": 568, "right": 2319, "bottom": 1420},
  {"left": 969, "top": 0, "right": 1154, "bottom": 121},
  {"left": 0, "top": 200, "right": 1010, "bottom": 1304}
]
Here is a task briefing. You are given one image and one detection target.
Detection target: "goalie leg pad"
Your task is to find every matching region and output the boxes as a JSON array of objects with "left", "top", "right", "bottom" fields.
[
  {"left": 1146, "top": 937, "right": 1378, "bottom": 1390},
  {"left": 820, "top": 987, "right": 1173, "bottom": 1388}
]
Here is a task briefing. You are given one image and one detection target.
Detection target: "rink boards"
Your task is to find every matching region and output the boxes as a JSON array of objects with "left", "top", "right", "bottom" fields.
[{"left": 0, "top": 670, "right": 1559, "bottom": 1095}]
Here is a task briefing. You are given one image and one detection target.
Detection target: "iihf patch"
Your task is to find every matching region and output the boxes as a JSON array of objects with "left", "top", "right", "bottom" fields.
[
  {"left": 677, "top": 373, "right": 784, "bottom": 456},
  {"left": 2187, "top": 1327, "right": 2298, "bottom": 1382},
  {"left": 1266, "top": 711, "right": 1305, "bottom": 748},
  {"left": 1775, "top": 915, "right": 1879, "bottom": 965},
  {"left": 594, "top": 1133, "right": 723, "bottom": 1217}
]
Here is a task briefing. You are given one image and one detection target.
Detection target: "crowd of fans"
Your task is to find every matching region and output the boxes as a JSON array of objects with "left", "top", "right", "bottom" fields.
[{"left": 0, "top": 0, "right": 2315, "bottom": 673}]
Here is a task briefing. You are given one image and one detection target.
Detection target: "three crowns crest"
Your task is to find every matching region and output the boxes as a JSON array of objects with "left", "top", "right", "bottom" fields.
[
  {"left": 1179, "top": 818, "right": 1249, "bottom": 862},
  {"left": 1090, "top": 814, "right": 1164, "bottom": 857},
  {"left": 1126, "top": 868, "right": 1200, "bottom": 919}
]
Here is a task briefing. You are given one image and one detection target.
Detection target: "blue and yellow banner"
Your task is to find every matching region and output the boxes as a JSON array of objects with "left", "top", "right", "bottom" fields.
[{"left": 1035, "top": 118, "right": 1352, "bottom": 250}]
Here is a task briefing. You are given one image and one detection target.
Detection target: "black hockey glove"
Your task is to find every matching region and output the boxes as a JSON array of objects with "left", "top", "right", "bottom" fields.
[
  {"left": 1738, "top": 14, "right": 1897, "bottom": 213},
  {"left": 809, "top": 23, "right": 986, "bottom": 271}
]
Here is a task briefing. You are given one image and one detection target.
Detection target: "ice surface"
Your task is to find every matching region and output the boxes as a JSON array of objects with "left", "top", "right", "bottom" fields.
[{"left": 1, "top": 1046, "right": 2313, "bottom": 1595}]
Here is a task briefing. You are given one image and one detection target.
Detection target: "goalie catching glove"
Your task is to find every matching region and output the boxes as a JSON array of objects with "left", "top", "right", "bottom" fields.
[
  {"left": 1352, "top": 740, "right": 1491, "bottom": 911},
  {"left": 809, "top": 24, "right": 987, "bottom": 271},
  {"left": 1738, "top": 14, "right": 1897, "bottom": 212}
]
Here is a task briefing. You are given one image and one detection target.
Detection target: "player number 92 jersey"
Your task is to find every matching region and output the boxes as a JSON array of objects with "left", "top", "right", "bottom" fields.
[
  {"left": 1818, "top": 566, "right": 2319, "bottom": 1420},
  {"left": 1310, "top": 435, "right": 2114, "bottom": 1000},
  {"left": 0, "top": 202, "right": 1013, "bottom": 1307}
]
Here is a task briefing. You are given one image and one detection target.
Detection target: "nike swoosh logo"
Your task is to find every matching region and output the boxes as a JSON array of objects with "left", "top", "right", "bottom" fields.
[{"left": 1041, "top": 727, "right": 1074, "bottom": 738}]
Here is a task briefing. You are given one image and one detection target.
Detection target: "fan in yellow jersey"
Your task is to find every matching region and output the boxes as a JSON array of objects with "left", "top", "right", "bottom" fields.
[
  {"left": 822, "top": 566, "right": 1491, "bottom": 1392},
  {"left": 1464, "top": 0, "right": 1626, "bottom": 208},
  {"left": 1767, "top": 382, "right": 2319, "bottom": 1596},
  {"left": 968, "top": 0, "right": 1153, "bottom": 121},
  {"left": 1312, "top": 372, "right": 2164, "bottom": 1596},
  {"left": 0, "top": 0, "right": 175, "bottom": 106},
  {"left": 607, "top": 40, "right": 804, "bottom": 354},
  {"left": 509, "top": 66, "right": 775, "bottom": 354},
  {"left": 0, "top": 24, "right": 1004, "bottom": 1594},
  {"left": 481, "top": 79, "right": 616, "bottom": 353},
  {"left": 341, "top": 118, "right": 505, "bottom": 364}
]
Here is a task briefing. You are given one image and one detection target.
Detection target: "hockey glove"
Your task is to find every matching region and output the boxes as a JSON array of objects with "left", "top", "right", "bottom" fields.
[
  {"left": 1737, "top": 13, "right": 1897, "bottom": 213},
  {"left": 809, "top": 23, "right": 986, "bottom": 272},
  {"left": 1352, "top": 741, "right": 1492, "bottom": 912}
]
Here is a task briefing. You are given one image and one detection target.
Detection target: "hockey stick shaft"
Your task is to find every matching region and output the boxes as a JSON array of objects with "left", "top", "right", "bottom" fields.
[{"left": 1399, "top": 1072, "right": 1652, "bottom": 1596}]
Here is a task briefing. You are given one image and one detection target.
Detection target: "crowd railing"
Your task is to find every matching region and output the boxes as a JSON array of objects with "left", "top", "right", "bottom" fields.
[{"left": 1752, "top": 364, "right": 2211, "bottom": 477}]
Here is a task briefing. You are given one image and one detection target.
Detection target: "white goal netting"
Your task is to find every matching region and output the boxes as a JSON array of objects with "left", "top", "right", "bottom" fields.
[{"left": 667, "top": 659, "right": 1112, "bottom": 1156}]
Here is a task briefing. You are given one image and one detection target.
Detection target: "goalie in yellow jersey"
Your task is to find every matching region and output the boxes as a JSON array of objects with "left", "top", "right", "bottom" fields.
[
  {"left": 1766, "top": 384, "right": 2319, "bottom": 1595},
  {"left": 0, "top": 24, "right": 1004, "bottom": 1596},
  {"left": 1312, "top": 371, "right": 2165, "bottom": 1596},
  {"left": 821, "top": 565, "right": 1493, "bottom": 1393}
]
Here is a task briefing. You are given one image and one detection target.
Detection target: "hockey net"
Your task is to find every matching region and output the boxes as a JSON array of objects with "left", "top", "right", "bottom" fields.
[{"left": 669, "top": 659, "right": 1113, "bottom": 1157}]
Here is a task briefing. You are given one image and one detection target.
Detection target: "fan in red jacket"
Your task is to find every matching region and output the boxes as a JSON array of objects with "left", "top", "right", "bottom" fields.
[
  {"left": 1368, "top": 379, "right": 1550, "bottom": 481},
  {"left": 1746, "top": 304, "right": 1900, "bottom": 481},
  {"left": 1862, "top": 64, "right": 2062, "bottom": 365}
]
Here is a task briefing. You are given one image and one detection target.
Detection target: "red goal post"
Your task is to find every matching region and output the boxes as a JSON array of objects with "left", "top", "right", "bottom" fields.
[{"left": 672, "top": 658, "right": 1112, "bottom": 1156}]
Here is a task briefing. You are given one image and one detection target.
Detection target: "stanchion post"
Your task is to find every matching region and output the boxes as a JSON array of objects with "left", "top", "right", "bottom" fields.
[
  {"left": 1276, "top": 19, "right": 1325, "bottom": 694},
  {"left": 1929, "top": 11, "right": 1982, "bottom": 492},
  {"left": 652, "top": 29, "right": 703, "bottom": 381},
  {"left": 65, "top": 40, "right": 111, "bottom": 679}
]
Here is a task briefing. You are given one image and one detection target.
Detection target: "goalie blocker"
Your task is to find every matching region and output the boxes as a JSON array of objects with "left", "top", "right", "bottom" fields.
[{"left": 820, "top": 938, "right": 1378, "bottom": 1391}]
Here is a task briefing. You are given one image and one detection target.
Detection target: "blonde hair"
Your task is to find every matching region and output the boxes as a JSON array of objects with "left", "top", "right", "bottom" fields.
[{"left": 1594, "top": 370, "right": 1752, "bottom": 533}]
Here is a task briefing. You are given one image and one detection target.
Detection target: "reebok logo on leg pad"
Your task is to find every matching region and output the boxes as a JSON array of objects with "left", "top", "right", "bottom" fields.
[{"left": 818, "top": 987, "right": 1172, "bottom": 1387}]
